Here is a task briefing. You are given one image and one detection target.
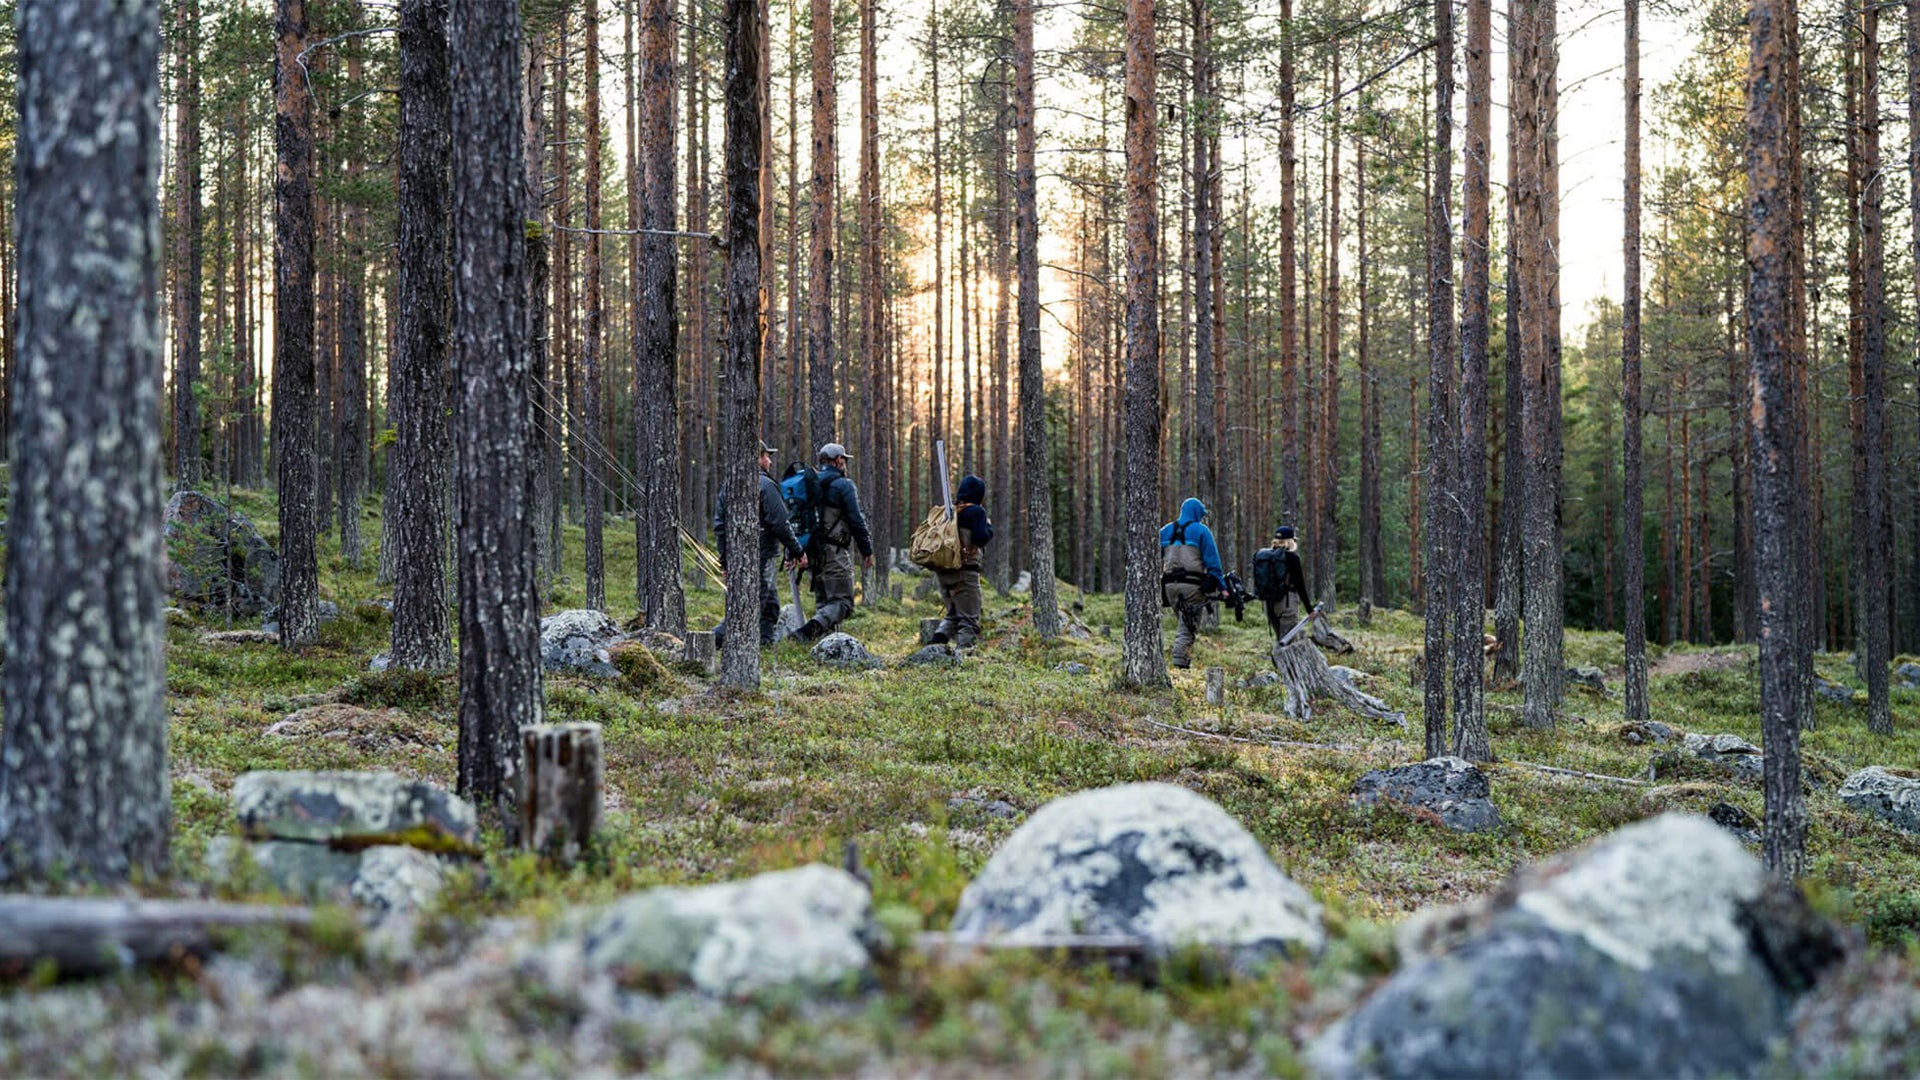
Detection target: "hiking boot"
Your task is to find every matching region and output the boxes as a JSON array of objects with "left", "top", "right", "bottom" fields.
[
  {"left": 929, "top": 628, "right": 951, "bottom": 646},
  {"left": 796, "top": 618, "right": 826, "bottom": 642}
]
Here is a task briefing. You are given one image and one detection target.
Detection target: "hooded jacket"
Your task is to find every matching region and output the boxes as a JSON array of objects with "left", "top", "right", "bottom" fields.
[
  {"left": 954, "top": 474, "right": 993, "bottom": 561},
  {"left": 1159, "top": 497, "right": 1225, "bottom": 592}
]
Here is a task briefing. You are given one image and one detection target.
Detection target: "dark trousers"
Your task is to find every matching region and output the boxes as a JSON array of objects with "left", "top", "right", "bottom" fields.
[
  {"left": 1167, "top": 582, "right": 1207, "bottom": 667},
  {"left": 1264, "top": 597, "right": 1299, "bottom": 641},
  {"left": 935, "top": 565, "right": 984, "bottom": 646},
  {"left": 810, "top": 544, "right": 857, "bottom": 633}
]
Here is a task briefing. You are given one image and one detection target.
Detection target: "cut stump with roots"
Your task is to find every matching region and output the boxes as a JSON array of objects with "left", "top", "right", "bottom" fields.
[{"left": 1270, "top": 635, "right": 1405, "bottom": 727}]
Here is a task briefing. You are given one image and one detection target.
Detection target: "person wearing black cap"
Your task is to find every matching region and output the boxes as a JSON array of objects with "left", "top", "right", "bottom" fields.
[
  {"left": 1252, "top": 525, "right": 1313, "bottom": 642},
  {"left": 713, "top": 440, "right": 807, "bottom": 648},
  {"left": 930, "top": 474, "right": 993, "bottom": 647},
  {"left": 796, "top": 442, "right": 873, "bottom": 641}
]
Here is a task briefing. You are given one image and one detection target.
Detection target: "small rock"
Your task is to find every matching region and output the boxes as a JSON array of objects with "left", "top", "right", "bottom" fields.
[
  {"left": 1708, "top": 800, "right": 1762, "bottom": 845},
  {"left": 570, "top": 863, "right": 876, "bottom": 998},
  {"left": 1894, "top": 662, "right": 1920, "bottom": 690},
  {"left": 163, "top": 606, "right": 193, "bottom": 626},
  {"left": 1242, "top": 671, "right": 1281, "bottom": 689},
  {"left": 540, "top": 609, "right": 625, "bottom": 677},
  {"left": 1814, "top": 676, "right": 1858, "bottom": 704},
  {"left": 1564, "top": 665, "right": 1608, "bottom": 692},
  {"left": 201, "top": 629, "right": 280, "bottom": 645},
  {"left": 1310, "top": 813, "right": 1844, "bottom": 1080},
  {"left": 208, "top": 837, "right": 362, "bottom": 902},
  {"left": 948, "top": 782, "right": 1324, "bottom": 967},
  {"left": 368, "top": 651, "right": 392, "bottom": 672},
  {"left": 1621, "top": 720, "right": 1676, "bottom": 745},
  {"left": 1837, "top": 766, "right": 1920, "bottom": 835},
  {"left": 261, "top": 600, "right": 339, "bottom": 637},
  {"left": 351, "top": 845, "right": 451, "bottom": 915},
  {"left": 1052, "top": 661, "right": 1090, "bottom": 676},
  {"left": 810, "top": 632, "right": 877, "bottom": 670},
  {"left": 1352, "top": 756, "right": 1502, "bottom": 834},
  {"left": 947, "top": 792, "right": 1021, "bottom": 821},
  {"left": 1010, "top": 571, "right": 1032, "bottom": 594},
  {"left": 232, "top": 770, "right": 479, "bottom": 853},
  {"left": 903, "top": 643, "right": 959, "bottom": 667},
  {"left": 1682, "top": 731, "right": 1766, "bottom": 782}
]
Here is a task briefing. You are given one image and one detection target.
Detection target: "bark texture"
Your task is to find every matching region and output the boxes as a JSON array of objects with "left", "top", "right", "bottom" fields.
[
  {"left": 1, "top": 0, "right": 169, "bottom": 884},
  {"left": 451, "top": 0, "right": 542, "bottom": 825},
  {"left": 1013, "top": 0, "right": 1059, "bottom": 637},
  {"left": 1119, "top": 0, "right": 1165, "bottom": 689},
  {"left": 171, "top": 0, "right": 202, "bottom": 489},
  {"left": 637, "top": 0, "right": 684, "bottom": 632},
  {"left": 719, "top": 0, "right": 765, "bottom": 689},
  {"left": 1850, "top": 1, "right": 1892, "bottom": 735},
  {"left": 1622, "top": 0, "right": 1648, "bottom": 725},
  {"left": 806, "top": 0, "right": 836, "bottom": 451},
  {"left": 1451, "top": 0, "right": 1491, "bottom": 762},
  {"left": 388, "top": 0, "right": 452, "bottom": 672},
  {"left": 1421, "top": 0, "right": 1454, "bottom": 757},
  {"left": 274, "top": 0, "right": 320, "bottom": 649}
]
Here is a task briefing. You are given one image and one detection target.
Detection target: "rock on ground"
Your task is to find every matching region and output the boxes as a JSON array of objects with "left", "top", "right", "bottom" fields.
[
  {"left": 232, "top": 771, "right": 479, "bottom": 853},
  {"left": 811, "top": 632, "right": 878, "bottom": 670},
  {"left": 1789, "top": 953, "right": 1920, "bottom": 1077},
  {"left": 351, "top": 845, "right": 452, "bottom": 914},
  {"left": 1565, "top": 665, "right": 1608, "bottom": 692},
  {"left": 1309, "top": 813, "right": 1844, "bottom": 1079},
  {"left": 1052, "top": 661, "right": 1090, "bottom": 676},
  {"left": 206, "top": 838, "right": 453, "bottom": 916},
  {"left": 1894, "top": 661, "right": 1920, "bottom": 690},
  {"left": 948, "top": 782, "right": 1324, "bottom": 966},
  {"left": 568, "top": 863, "right": 877, "bottom": 998},
  {"left": 1351, "top": 757, "right": 1502, "bottom": 834},
  {"left": 1683, "top": 732, "right": 1766, "bottom": 782},
  {"left": 540, "top": 609, "right": 625, "bottom": 677},
  {"left": 260, "top": 599, "right": 339, "bottom": 636},
  {"left": 1837, "top": 766, "right": 1920, "bottom": 835},
  {"left": 164, "top": 490, "right": 281, "bottom": 615},
  {"left": 1620, "top": 720, "right": 1677, "bottom": 745},
  {"left": 1708, "top": 801, "right": 1762, "bottom": 845},
  {"left": 903, "top": 644, "right": 959, "bottom": 667}
]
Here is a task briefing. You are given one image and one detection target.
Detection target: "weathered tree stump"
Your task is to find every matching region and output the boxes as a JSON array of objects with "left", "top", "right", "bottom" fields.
[
  {"left": 683, "top": 630, "right": 717, "bottom": 674},
  {"left": 1308, "top": 610, "right": 1355, "bottom": 653},
  {"left": 0, "top": 897, "right": 314, "bottom": 978},
  {"left": 1204, "top": 667, "right": 1227, "bottom": 705},
  {"left": 891, "top": 584, "right": 903, "bottom": 603},
  {"left": 1271, "top": 638, "right": 1405, "bottom": 726},
  {"left": 517, "top": 722, "right": 604, "bottom": 864},
  {"left": 920, "top": 618, "right": 944, "bottom": 645}
]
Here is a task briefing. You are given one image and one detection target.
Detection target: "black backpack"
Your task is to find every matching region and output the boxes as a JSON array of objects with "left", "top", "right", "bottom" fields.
[{"left": 1252, "top": 547, "right": 1289, "bottom": 601}]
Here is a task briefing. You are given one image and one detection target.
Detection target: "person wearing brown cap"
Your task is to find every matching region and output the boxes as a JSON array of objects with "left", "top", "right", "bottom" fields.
[
  {"left": 713, "top": 440, "right": 806, "bottom": 648},
  {"left": 796, "top": 443, "right": 874, "bottom": 641}
]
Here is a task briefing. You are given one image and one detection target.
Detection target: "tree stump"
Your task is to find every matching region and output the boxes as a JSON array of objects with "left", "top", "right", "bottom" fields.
[
  {"left": 892, "top": 584, "right": 903, "bottom": 603},
  {"left": 1271, "top": 638, "right": 1405, "bottom": 727},
  {"left": 683, "top": 630, "right": 717, "bottom": 674},
  {"left": 1205, "top": 667, "right": 1226, "bottom": 705},
  {"left": 920, "top": 618, "right": 944, "bottom": 645},
  {"left": 518, "top": 722, "right": 604, "bottom": 864},
  {"left": 1308, "top": 610, "right": 1355, "bottom": 653}
]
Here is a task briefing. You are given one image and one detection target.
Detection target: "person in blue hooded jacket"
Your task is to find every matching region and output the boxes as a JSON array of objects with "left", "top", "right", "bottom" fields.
[
  {"left": 929, "top": 474, "right": 993, "bottom": 647},
  {"left": 1159, "top": 497, "right": 1226, "bottom": 669}
]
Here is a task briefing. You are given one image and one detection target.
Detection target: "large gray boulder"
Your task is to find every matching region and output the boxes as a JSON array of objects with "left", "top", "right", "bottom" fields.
[
  {"left": 1683, "top": 732, "right": 1766, "bottom": 782},
  {"left": 1837, "top": 767, "right": 1920, "bottom": 834},
  {"left": 207, "top": 838, "right": 451, "bottom": 915},
  {"left": 351, "top": 845, "right": 452, "bottom": 914},
  {"left": 810, "top": 632, "right": 877, "bottom": 670},
  {"left": 1352, "top": 757, "right": 1502, "bottom": 834},
  {"left": 163, "top": 490, "right": 281, "bottom": 615},
  {"left": 948, "top": 782, "right": 1324, "bottom": 965},
  {"left": 1308, "top": 813, "right": 1843, "bottom": 1079},
  {"left": 232, "top": 771, "right": 479, "bottom": 853},
  {"left": 540, "top": 609, "right": 624, "bottom": 677},
  {"left": 571, "top": 864, "right": 876, "bottom": 998}
]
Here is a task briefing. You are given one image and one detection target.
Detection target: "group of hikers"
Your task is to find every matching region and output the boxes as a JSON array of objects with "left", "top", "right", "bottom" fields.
[{"left": 713, "top": 440, "right": 1312, "bottom": 670}]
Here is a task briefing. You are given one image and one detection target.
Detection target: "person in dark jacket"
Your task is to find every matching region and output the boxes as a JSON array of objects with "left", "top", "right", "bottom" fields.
[
  {"left": 796, "top": 443, "right": 873, "bottom": 641},
  {"left": 714, "top": 441, "right": 807, "bottom": 648},
  {"left": 1159, "top": 497, "right": 1226, "bottom": 669},
  {"left": 930, "top": 474, "right": 993, "bottom": 647},
  {"left": 1259, "top": 525, "right": 1314, "bottom": 641}
]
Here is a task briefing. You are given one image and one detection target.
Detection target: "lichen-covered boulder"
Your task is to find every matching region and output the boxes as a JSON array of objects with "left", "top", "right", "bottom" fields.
[
  {"left": 1789, "top": 953, "right": 1920, "bottom": 1077},
  {"left": 571, "top": 864, "right": 876, "bottom": 998},
  {"left": 1352, "top": 757, "right": 1502, "bottom": 834},
  {"left": 163, "top": 490, "right": 281, "bottom": 615},
  {"left": 1308, "top": 813, "right": 1844, "bottom": 1079},
  {"left": 811, "top": 632, "right": 877, "bottom": 670},
  {"left": 1620, "top": 720, "right": 1676, "bottom": 745},
  {"left": 948, "top": 782, "right": 1324, "bottom": 965},
  {"left": 206, "top": 837, "right": 362, "bottom": 902},
  {"left": 1053, "top": 661, "right": 1091, "bottom": 677},
  {"left": 1565, "top": 665, "right": 1608, "bottom": 692},
  {"left": 540, "top": 609, "right": 624, "bottom": 677},
  {"left": 903, "top": 643, "right": 959, "bottom": 667},
  {"left": 351, "top": 845, "right": 451, "bottom": 914},
  {"left": 1683, "top": 732, "right": 1766, "bottom": 782},
  {"left": 232, "top": 771, "right": 479, "bottom": 853},
  {"left": 1838, "top": 767, "right": 1920, "bottom": 834},
  {"left": 1894, "top": 662, "right": 1920, "bottom": 689}
]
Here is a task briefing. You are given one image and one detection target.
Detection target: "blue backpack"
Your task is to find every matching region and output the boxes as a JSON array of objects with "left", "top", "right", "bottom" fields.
[{"left": 779, "top": 463, "right": 826, "bottom": 553}]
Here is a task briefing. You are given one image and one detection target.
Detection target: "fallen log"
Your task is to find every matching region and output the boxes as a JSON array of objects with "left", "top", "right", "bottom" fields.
[{"left": 0, "top": 896, "right": 314, "bottom": 978}]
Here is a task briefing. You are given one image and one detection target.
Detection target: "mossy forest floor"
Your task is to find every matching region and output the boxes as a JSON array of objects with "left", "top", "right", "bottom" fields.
[{"left": 6, "top": 486, "right": 1920, "bottom": 1076}]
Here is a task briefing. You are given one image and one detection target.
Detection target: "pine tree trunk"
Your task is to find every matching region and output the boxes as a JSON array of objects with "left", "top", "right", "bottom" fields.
[
  {"left": 1907, "top": 0, "right": 1920, "bottom": 660},
  {"left": 451, "top": 0, "right": 542, "bottom": 827},
  {"left": 0, "top": 0, "right": 168, "bottom": 885},
  {"left": 990, "top": 84, "right": 1013, "bottom": 594},
  {"left": 859, "top": 0, "right": 889, "bottom": 598},
  {"left": 1011, "top": 0, "right": 1059, "bottom": 635},
  {"left": 637, "top": 0, "right": 685, "bottom": 632},
  {"left": 719, "top": 0, "right": 765, "bottom": 689},
  {"left": 525, "top": 32, "right": 553, "bottom": 590},
  {"left": 806, "top": 0, "right": 836, "bottom": 452},
  {"left": 582, "top": 0, "right": 606, "bottom": 612},
  {"left": 1279, "top": 0, "right": 1299, "bottom": 527},
  {"left": 1356, "top": 136, "right": 1378, "bottom": 618},
  {"left": 1745, "top": 0, "right": 1809, "bottom": 878},
  {"left": 1191, "top": 0, "right": 1215, "bottom": 522},
  {"left": 1851, "top": 1, "right": 1893, "bottom": 734},
  {"left": 1318, "top": 45, "right": 1342, "bottom": 610},
  {"left": 389, "top": 0, "right": 453, "bottom": 673},
  {"left": 172, "top": 0, "right": 203, "bottom": 490},
  {"left": 1622, "top": 0, "right": 1648, "bottom": 724},
  {"left": 1451, "top": 0, "right": 1491, "bottom": 761},
  {"left": 275, "top": 0, "right": 320, "bottom": 649},
  {"left": 1422, "top": 0, "right": 1455, "bottom": 757},
  {"left": 1120, "top": 0, "right": 1165, "bottom": 689},
  {"left": 337, "top": 15, "right": 368, "bottom": 570}
]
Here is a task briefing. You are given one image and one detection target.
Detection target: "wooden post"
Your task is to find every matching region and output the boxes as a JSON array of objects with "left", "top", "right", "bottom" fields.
[
  {"left": 1204, "top": 667, "right": 1226, "bottom": 706},
  {"left": 891, "top": 583, "right": 903, "bottom": 602},
  {"left": 518, "top": 722, "right": 604, "bottom": 864},
  {"left": 684, "top": 629, "right": 717, "bottom": 674},
  {"left": 920, "top": 618, "right": 943, "bottom": 644}
]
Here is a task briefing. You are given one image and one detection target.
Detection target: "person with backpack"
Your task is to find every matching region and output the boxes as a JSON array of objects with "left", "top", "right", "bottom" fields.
[
  {"left": 1252, "top": 525, "right": 1313, "bottom": 642},
  {"left": 929, "top": 474, "right": 993, "bottom": 647},
  {"left": 795, "top": 443, "right": 873, "bottom": 641},
  {"left": 1159, "top": 497, "right": 1227, "bottom": 669},
  {"left": 713, "top": 441, "right": 807, "bottom": 649}
]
